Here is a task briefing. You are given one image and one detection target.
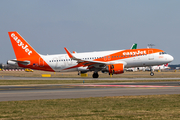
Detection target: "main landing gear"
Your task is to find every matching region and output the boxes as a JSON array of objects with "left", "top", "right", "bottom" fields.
[{"left": 92, "top": 72, "right": 99, "bottom": 78}]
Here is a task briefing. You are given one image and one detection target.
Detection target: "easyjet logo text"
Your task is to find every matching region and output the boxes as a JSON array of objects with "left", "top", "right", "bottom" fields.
[
  {"left": 11, "top": 33, "right": 32, "bottom": 55},
  {"left": 123, "top": 50, "right": 146, "bottom": 55}
]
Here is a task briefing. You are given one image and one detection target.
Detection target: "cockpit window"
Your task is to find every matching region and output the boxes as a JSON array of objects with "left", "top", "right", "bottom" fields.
[{"left": 159, "top": 52, "right": 167, "bottom": 55}]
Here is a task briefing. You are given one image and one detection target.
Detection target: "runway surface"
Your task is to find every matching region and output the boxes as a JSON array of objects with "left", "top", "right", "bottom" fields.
[
  {"left": 0, "top": 82, "right": 180, "bottom": 101},
  {"left": 1, "top": 76, "right": 180, "bottom": 80}
]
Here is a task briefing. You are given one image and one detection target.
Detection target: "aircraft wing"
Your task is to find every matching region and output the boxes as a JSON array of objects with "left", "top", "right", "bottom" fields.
[
  {"left": 64, "top": 47, "right": 125, "bottom": 71},
  {"left": 64, "top": 47, "right": 106, "bottom": 67}
]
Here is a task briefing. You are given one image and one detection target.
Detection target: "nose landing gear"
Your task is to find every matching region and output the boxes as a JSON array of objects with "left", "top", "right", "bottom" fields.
[
  {"left": 150, "top": 66, "right": 154, "bottom": 76},
  {"left": 150, "top": 72, "right": 154, "bottom": 76}
]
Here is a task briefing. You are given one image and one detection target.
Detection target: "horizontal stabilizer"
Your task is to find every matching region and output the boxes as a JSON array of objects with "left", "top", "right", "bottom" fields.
[{"left": 7, "top": 59, "right": 30, "bottom": 65}]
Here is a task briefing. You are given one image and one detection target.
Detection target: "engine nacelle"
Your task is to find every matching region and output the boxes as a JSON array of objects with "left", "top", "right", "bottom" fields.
[{"left": 107, "top": 64, "right": 124, "bottom": 74}]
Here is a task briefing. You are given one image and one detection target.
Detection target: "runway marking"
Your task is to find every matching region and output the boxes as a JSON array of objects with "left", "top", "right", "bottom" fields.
[
  {"left": 0, "top": 88, "right": 127, "bottom": 95},
  {"left": 71, "top": 84, "right": 178, "bottom": 88},
  {"left": 0, "top": 87, "right": 179, "bottom": 97}
]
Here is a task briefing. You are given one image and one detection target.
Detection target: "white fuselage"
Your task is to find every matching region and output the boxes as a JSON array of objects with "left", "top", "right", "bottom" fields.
[{"left": 40, "top": 50, "right": 173, "bottom": 72}]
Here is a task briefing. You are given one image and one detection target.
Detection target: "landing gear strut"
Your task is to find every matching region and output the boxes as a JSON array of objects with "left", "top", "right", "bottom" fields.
[{"left": 92, "top": 72, "right": 99, "bottom": 78}]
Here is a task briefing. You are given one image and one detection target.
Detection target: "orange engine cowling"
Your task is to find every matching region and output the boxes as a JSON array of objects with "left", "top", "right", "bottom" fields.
[{"left": 108, "top": 64, "right": 124, "bottom": 74}]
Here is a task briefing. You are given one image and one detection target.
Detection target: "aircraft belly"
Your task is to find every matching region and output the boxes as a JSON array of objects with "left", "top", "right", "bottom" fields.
[
  {"left": 51, "top": 62, "right": 78, "bottom": 72},
  {"left": 125, "top": 57, "right": 142, "bottom": 67}
]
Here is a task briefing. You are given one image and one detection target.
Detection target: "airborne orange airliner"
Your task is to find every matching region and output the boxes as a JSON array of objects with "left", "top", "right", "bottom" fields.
[{"left": 7, "top": 31, "right": 174, "bottom": 78}]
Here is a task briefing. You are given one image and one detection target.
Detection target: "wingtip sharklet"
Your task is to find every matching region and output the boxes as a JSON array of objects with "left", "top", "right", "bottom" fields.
[{"left": 64, "top": 47, "right": 73, "bottom": 58}]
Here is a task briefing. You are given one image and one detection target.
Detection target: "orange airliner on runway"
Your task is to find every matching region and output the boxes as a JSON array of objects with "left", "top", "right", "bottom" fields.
[{"left": 7, "top": 31, "right": 174, "bottom": 78}]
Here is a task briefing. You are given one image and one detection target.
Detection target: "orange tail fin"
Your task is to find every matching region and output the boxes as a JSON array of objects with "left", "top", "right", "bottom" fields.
[
  {"left": 8, "top": 31, "right": 54, "bottom": 72},
  {"left": 8, "top": 31, "right": 39, "bottom": 60}
]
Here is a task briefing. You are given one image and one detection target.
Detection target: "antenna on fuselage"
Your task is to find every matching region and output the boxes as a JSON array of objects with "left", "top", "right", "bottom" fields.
[{"left": 147, "top": 44, "right": 155, "bottom": 48}]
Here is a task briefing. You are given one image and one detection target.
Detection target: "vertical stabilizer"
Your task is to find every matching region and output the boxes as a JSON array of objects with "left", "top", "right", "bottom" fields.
[
  {"left": 8, "top": 31, "right": 39, "bottom": 60},
  {"left": 164, "top": 63, "right": 169, "bottom": 67},
  {"left": 131, "top": 43, "right": 137, "bottom": 49},
  {"left": 8, "top": 31, "right": 54, "bottom": 72}
]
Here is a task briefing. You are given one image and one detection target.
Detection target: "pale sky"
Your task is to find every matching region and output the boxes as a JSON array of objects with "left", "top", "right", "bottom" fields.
[{"left": 0, "top": 0, "right": 180, "bottom": 64}]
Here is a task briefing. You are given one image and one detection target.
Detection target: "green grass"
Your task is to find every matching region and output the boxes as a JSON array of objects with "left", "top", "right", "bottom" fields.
[
  {"left": 0, "top": 79, "right": 180, "bottom": 85},
  {"left": 0, "top": 94, "right": 180, "bottom": 119}
]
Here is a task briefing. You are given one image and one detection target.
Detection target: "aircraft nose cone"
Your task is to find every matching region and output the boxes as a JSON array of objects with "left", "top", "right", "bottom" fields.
[{"left": 169, "top": 55, "right": 174, "bottom": 62}]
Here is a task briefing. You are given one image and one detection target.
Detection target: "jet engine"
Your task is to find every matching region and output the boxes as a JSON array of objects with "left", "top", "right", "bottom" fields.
[{"left": 107, "top": 63, "right": 124, "bottom": 74}]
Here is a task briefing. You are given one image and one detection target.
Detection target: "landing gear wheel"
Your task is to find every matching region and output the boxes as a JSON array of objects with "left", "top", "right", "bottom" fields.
[
  {"left": 150, "top": 72, "right": 154, "bottom": 76},
  {"left": 92, "top": 72, "right": 99, "bottom": 78}
]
